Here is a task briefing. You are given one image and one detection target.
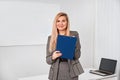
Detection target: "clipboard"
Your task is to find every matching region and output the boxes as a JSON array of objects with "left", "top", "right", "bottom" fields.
[{"left": 56, "top": 35, "right": 77, "bottom": 60}]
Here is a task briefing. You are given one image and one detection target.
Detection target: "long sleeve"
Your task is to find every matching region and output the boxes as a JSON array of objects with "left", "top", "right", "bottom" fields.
[
  {"left": 46, "top": 36, "right": 55, "bottom": 65},
  {"left": 73, "top": 31, "right": 81, "bottom": 60}
]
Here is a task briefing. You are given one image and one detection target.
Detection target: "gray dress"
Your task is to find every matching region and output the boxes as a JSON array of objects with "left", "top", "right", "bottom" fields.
[
  {"left": 46, "top": 31, "right": 84, "bottom": 80},
  {"left": 57, "top": 61, "right": 78, "bottom": 80}
]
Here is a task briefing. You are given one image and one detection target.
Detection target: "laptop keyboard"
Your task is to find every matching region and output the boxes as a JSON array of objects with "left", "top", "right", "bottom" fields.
[
  {"left": 95, "top": 72, "right": 107, "bottom": 76},
  {"left": 89, "top": 70, "right": 109, "bottom": 76}
]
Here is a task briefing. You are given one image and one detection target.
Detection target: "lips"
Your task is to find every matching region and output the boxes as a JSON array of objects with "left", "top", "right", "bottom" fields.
[{"left": 59, "top": 26, "right": 64, "bottom": 28}]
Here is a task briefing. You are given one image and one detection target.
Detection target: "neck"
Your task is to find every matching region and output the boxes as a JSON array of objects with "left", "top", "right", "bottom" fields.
[{"left": 59, "top": 31, "right": 66, "bottom": 35}]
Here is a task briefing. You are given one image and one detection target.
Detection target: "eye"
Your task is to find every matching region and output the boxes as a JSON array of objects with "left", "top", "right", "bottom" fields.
[
  {"left": 57, "top": 20, "right": 60, "bottom": 22},
  {"left": 62, "top": 20, "right": 66, "bottom": 22}
]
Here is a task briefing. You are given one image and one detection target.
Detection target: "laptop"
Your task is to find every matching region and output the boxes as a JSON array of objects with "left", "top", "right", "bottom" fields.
[{"left": 90, "top": 58, "right": 117, "bottom": 76}]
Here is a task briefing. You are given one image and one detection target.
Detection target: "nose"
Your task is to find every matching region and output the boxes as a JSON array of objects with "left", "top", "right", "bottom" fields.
[{"left": 59, "top": 21, "right": 63, "bottom": 25}]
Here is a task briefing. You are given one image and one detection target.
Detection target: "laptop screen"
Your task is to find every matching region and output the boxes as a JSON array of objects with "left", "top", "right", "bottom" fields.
[{"left": 99, "top": 58, "right": 117, "bottom": 74}]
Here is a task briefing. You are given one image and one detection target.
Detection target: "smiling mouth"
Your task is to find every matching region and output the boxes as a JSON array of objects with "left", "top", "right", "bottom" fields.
[{"left": 59, "top": 26, "right": 64, "bottom": 28}]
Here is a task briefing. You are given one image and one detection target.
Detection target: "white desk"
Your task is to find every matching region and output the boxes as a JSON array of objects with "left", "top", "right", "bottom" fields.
[
  {"left": 79, "top": 68, "right": 117, "bottom": 80},
  {"left": 18, "top": 68, "right": 117, "bottom": 80}
]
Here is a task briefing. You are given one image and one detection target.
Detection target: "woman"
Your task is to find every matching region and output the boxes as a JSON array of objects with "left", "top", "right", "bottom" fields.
[{"left": 46, "top": 12, "right": 84, "bottom": 80}]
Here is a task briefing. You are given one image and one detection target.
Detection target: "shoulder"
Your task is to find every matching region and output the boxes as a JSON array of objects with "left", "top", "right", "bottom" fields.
[
  {"left": 47, "top": 35, "right": 51, "bottom": 41},
  {"left": 48, "top": 35, "right": 51, "bottom": 38},
  {"left": 70, "top": 31, "right": 79, "bottom": 36}
]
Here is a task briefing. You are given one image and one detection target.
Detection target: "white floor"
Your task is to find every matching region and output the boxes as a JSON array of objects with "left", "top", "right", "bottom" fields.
[{"left": 18, "top": 74, "right": 48, "bottom": 80}]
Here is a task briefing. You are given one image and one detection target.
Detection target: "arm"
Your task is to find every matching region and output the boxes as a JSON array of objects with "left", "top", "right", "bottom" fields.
[
  {"left": 74, "top": 31, "right": 81, "bottom": 60},
  {"left": 46, "top": 36, "right": 62, "bottom": 65},
  {"left": 46, "top": 36, "right": 55, "bottom": 65}
]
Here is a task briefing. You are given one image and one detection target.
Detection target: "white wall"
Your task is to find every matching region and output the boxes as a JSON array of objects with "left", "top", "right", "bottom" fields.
[
  {"left": 0, "top": 1, "right": 60, "bottom": 46},
  {"left": 59, "top": 0, "right": 96, "bottom": 68},
  {"left": 94, "top": 0, "right": 120, "bottom": 79},
  {"left": 0, "top": 0, "right": 95, "bottom": 80},
  {"left": 0, "top": 45, "right": 50, "bottom": 80}
]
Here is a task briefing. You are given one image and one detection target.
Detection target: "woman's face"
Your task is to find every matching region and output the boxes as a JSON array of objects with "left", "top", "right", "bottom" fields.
[{"left": 56, "top": 16, "right": 67, "bottom": 31}]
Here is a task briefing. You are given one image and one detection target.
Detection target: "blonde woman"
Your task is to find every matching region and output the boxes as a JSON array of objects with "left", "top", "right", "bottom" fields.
[{"left": 46, "top": 12, "right": 84, "bottom": 80}]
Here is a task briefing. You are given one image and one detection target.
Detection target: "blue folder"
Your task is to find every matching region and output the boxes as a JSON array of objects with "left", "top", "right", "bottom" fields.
[{"left": 56, "top": 35, "right": 77, "bottom": 60}]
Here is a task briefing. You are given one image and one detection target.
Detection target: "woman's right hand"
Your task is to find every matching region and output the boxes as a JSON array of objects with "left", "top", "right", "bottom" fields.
[{"left": 52, "top": 51, "right": 62, "bottom": 60}]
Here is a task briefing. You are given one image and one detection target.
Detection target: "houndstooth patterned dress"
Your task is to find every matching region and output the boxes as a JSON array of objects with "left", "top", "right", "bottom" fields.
[{"left": 57, "top": 61, "right": 78, "bottom": 80}]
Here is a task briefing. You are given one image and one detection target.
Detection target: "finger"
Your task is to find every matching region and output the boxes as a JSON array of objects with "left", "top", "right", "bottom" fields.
[
  {"left": 57, "top": 53, "right": 62, "bottom": 56},
  {"left": 55, "top": 51, "right": 60, "bottom": 53}
]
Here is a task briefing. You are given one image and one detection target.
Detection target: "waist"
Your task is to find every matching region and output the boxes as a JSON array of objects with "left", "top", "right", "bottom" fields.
[{"left": 59, "top": 58, "right": 68, "bottom": 62}]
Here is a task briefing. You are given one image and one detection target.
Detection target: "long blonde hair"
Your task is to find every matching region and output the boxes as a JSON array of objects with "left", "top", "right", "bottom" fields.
[{"left": 49, "top": 12, "right": 70, "bottom": 52}]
